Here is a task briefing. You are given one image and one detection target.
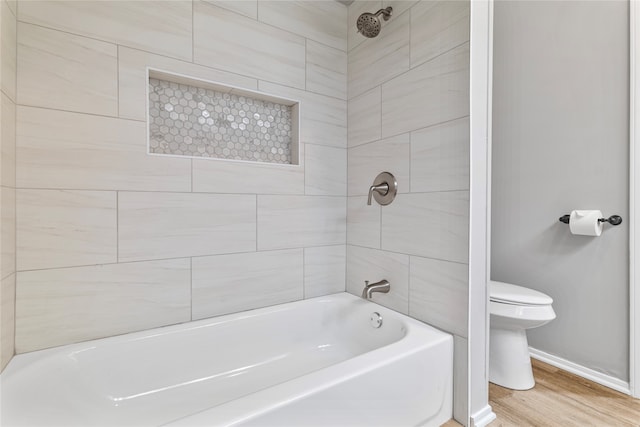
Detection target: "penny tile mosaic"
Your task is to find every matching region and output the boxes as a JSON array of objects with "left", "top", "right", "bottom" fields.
[{"left": 148, "top": 78, "right": 294, "bottom": 164}]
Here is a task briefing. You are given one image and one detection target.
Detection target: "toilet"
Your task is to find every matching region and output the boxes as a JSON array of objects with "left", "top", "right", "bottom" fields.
[{"left": 489, "top": 280, "right": 556, "bottom": 390}]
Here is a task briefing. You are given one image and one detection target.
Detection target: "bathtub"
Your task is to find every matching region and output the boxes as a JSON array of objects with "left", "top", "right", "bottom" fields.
[{"left": 0, "top": 293, "right": 453, "bottom": 426}]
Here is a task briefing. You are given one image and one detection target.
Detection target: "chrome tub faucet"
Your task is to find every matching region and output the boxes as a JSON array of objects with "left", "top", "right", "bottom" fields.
[{"left": 362, "top": 279, "right": 391, "bottom": 299}]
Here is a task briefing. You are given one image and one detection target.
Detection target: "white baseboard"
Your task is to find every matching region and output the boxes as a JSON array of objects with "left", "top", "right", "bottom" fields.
[
  {"left": 470, "top": 405, "right": 496, "bottom": 427},
  {"left": 529, "top": 347, "right": 630, "bottom": 395}
]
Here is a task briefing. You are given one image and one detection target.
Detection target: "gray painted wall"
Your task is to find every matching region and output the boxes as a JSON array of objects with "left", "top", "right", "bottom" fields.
[{"left": 491, "top": 0, "right": 629, "bottom": 380}]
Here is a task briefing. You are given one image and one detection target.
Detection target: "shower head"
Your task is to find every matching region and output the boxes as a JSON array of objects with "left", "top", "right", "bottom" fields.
[{"left": 356, "top": 7, "right": 393, "bottom": 38}]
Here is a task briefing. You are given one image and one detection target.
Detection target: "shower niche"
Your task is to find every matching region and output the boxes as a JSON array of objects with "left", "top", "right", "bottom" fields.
[{"left": 147, "top": 69, "right": 300, "bottom": 166}]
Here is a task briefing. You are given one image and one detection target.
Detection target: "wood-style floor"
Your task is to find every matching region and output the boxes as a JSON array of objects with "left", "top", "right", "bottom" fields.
[{"left": 442, "top": 359, "right": 640, "bottom": 426}]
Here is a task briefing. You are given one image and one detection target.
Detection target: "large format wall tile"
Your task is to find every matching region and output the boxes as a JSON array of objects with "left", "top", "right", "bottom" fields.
[
  {"left": 1, "top": 0, "right": 16, "bottom": 102},
  {"left": 304, "top": 245, "right": 346, "bottom": 298},
  {"left": 381, "top": 42, "right": 469, "bottom": 138},
  {"left": 192, "top": 249, "right": 303, "bottom": 319},
  {"left": 193, "top": 148, "right": 304, "bottom": 195},
  {"left": 382, "top": 191, "right": 469, "bottom": 263},
  {"left": 347, "top": 196, "right": 381, "bottom": 249},
  {"left": 348, "top": 133, "right": 410, "bottom": 196},
  {"left": 258, "top": 195, "right": 346, "bottom": 250},
  {"left": 306, "top": 40, "right": 347, "bottom": 100},
  {"left": 348, "top": 87, "right": 381, "bottom": 148},
  {"left": 348, "top": 9, "right": 410, "bottom": 99},
  {"left": 18, "top": 1, "right": 192, "bottom": 61},
  {"left": 346, "top": 245, "right": 408, "bottom": 314},
  {"left": 409, "top": 256, "right": 468, "bottom": 337},
  {"left": 194, "top": 2, "right": 306, "bottom": 89},
  {"left": 411, "top": 117, "right": 469, "bottom": 192},
  {"left": 204, "top": 0, "right": 257, "bottom": 19},
  {"left": 258, "top": 1, "right": 347, "bottom": 51},
  {"left": 17, "top": 190, "right": 117, "bottom": 271},
  {"left": 0, "top": 274, "right": 15, "bottom": 371},
  {"left": 305, "top": 144, "right": 347, "bottom": 196},
  {"left": 118, "top": 192, "right": 256, "bottom": 262},
  {"left": 118, "top": 46, "right": 258, "bottom": 121},
  {"left": 15, "top": 259, "right": 191, "bottom": 353},
  {"left": 259, "top": 81, "right": 347, "bottom": 148},
  {"left": 16, "top": 107, "right": 191, "bottom": 191},
  {"left": 1, "top": 92, "right": 15, "bottom": 187},
  {"left": 18, "top": 23, "right": 117, "bottom": 116},
  {"left": 1, "top": 187, "right": 14, "bottom": 279},
  {"left": 411, "top": 0, "right": 470, "bottom": 67}
]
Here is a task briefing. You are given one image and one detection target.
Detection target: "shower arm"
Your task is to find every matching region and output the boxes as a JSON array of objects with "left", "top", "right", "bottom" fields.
[{"left": 374, "top": 8, "right": 393, "bottom": 20}]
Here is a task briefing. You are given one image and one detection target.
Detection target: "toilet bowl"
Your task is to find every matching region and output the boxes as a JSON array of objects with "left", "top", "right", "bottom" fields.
[{"left": 489, "top": 280, "right": 555, "bottom": 390}]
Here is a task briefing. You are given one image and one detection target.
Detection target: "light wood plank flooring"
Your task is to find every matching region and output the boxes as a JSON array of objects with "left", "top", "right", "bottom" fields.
[{"left": 442, "top": 359, "right": 640, "bottom": 426}]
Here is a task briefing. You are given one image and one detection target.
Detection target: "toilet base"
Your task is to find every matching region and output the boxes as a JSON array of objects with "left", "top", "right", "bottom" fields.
[{"left": 489, "top": 327, "right": 535, "bottom": 390}]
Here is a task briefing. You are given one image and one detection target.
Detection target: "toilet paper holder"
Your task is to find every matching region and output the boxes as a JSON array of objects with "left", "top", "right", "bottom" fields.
[{"left": 559, "top": 214, "right": 623, "bottom": 226}]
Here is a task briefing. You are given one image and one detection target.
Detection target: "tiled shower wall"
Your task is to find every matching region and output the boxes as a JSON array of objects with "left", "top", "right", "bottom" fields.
[
  {"left": 4, "top": 1, "right": 472, "bottom": 421},
  {"left": 345, "top": 1, "right": 470, "bottom": 422},
  {"left": 0, "top": 0, "right": 17, "bottom": 371},
  {"left": 11, "top": 1, "right": 347, "bottom": 353}
]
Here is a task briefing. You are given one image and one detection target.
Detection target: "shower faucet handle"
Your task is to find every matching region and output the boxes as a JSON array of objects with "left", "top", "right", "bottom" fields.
[
  {"left": 367, "top": 183, "right": 389, "bottom": 205},
  {"left": 367, "top": 172, "right": 398, "bottom": 206}
]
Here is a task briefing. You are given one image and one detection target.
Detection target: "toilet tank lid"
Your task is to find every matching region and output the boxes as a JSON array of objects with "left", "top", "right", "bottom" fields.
[{"left": 489, "top": 281, "right": 553, "bottom": 305}]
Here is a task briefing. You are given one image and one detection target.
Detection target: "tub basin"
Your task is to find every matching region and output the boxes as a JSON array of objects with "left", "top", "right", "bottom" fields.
[{"left": 1, "top": 293, "right": 453, "bottom": 426}]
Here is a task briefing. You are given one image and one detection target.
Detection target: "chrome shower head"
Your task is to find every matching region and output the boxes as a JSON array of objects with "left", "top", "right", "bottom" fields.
[{"left": 356, "top": 7, "right": 393, "bottom": 38}]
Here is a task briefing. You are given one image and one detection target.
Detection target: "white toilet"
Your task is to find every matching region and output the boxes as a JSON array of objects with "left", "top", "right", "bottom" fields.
[{"left": 489, "top": 280, "right": 556, "bottom": 390}]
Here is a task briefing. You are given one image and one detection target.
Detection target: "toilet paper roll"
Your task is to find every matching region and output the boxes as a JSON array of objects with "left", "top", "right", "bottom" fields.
[{"left": 569, "top": 210, "right": 603, "bottom": 236}]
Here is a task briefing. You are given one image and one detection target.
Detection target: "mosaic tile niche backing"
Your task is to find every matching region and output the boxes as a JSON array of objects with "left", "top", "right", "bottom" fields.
[{"left": 148, "top": 77, "right": 295, "bottom": 164}]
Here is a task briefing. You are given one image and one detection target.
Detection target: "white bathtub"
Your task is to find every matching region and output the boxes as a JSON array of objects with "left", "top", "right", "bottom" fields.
[{"left": 1, "top": 293, "right": 453, "bottom": 426}]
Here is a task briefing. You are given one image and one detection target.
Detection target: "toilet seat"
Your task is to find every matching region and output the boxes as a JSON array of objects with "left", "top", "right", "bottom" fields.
[{"left": 490, "top": 281, "right": 553, "bottom": 306}]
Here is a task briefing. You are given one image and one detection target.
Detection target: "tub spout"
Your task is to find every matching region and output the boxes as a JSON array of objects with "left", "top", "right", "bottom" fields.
[{"left": 361, "top": 280, "right": 390, "bottom": 299}]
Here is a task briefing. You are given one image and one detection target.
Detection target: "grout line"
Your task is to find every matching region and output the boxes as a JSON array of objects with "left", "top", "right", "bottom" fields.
[
  {"left": 344, "top": 243, "right": 348, "bottom": 292},
  {"left": 116, "top": 191, "right": 119, "bottom": 262},
  {"left": 348, "top": 189, "right": 470, "bottom": 198},
  {"left": 0, "top": 88, "right": 16, "bottom": 105},
  {"left": 379, "top": 204, "right": 383, "bottom": 249},
  {"left": 348, "top": 115, "right": 470, "bottom": 149},
  {"left": 408, "top": 3, "right": 412, "bottom": 68},
  {"left": 346, "top": 243, "right": 470, "bottom": 267},
  {"left": 0, "top": 270, "right": 15, "bottom": 283},
  {"left": 5, "top": 0, "right": 16, "bottom": 19},
  {"left": 302, "top": 247, "right": 306, "bottom": 299},
  {"left": 13, "top": 187, "right": 354, "bottom": 197},
  {"left": 12, "top": 1, "right": 18, "bottom": 306},
  {"left": 407, "top": 131, "right": 412, "bottom": 193},
  {"left": 191, "top": 0, "right": 195, "bottom": 62},
  {"left": 407, "top": 256, "right": 411, "bottom": 314},
  {"left": 190, "top": 257, "right": 193, "bottom": 321},
  {"left": 15, "top": 256, "right": 193, "bottom": 274},
  {"left": 379, "top": 84, "right": 383, "bottom": 139},
  {"left": 13, "top": 245, "right": 350, "bottom": 275},
  {"left": 116, "top": 45, "right": 120, "bottom": 117},
  {"left": 17, "top": 103, "right": 142, "bottom": 122},
  {"left": 256, "top": 78, "right": 347, "bottom": 103},
  {"left": 255, "top": 194, "right": 258, "bottom": 251},
  {"left": 15, "top": 21, "right": 119, "bottom": 54}
]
